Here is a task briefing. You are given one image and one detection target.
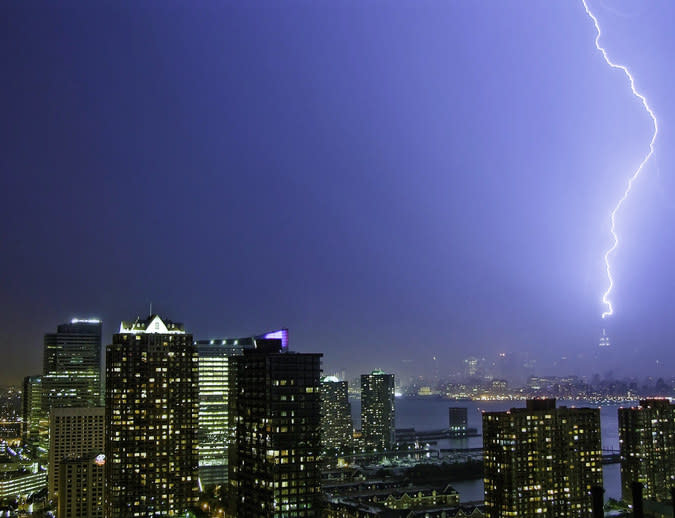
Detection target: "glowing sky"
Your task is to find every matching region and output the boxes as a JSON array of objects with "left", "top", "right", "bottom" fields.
[{"left": 2, "top": 1, "right": 674, "bottom": 382}]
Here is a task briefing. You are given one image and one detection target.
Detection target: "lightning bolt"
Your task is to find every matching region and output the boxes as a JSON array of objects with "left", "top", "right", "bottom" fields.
[{"left": 581, "top": 0, "right": 658, "bottom": 319}]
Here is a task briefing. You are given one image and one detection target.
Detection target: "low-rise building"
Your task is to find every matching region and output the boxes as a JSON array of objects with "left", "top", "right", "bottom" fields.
[
  {"left": 324, "top": 481, "right": 467, "bottom": 516},
  {"left": 0, "top": 466, "right": 46, "bottom": 500},
  {"left": 324, "top": 497, "right": 484, "bottom": 517}
]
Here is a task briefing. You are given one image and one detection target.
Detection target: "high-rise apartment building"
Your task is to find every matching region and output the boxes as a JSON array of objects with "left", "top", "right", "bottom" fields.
[
  {"left": 360, "top": 370, "right": 395, "bottom": 451},
  {"left": 57, "top": 454, "right": 105, "bottom": 518},
  {"left": 320, "top": 376, "right": 353, "bottom": 453},
  {"left": 48, "top": 406, "right": 104, "bottom": 501},
  {"left": 483, "top": 399, "right": 602, "bottom": 518},
  {"left": 43, "top": 319, "right": 102, "bottom": 410},
  {"left": 105, "top": 315, "right": 199, "bottom": 517},
  {"left": 619, "top": 398, "right": 675, "bottom": 503},
  {"left": 229, "top": 339, "right": 322, "bottom": 517},
  {"left": 195, "top": 329, "right": 288, "bottom": 488}
]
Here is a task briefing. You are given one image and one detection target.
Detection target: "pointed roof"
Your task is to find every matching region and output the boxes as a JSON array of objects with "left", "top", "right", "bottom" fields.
[{"left": 119, "top": 314, "right": 186, "bottom": 334}]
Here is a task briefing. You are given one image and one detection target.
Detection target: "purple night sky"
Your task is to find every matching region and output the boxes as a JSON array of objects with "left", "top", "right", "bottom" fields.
[{"left": 2, "top": 1, "right": 675, "bottom": 383}]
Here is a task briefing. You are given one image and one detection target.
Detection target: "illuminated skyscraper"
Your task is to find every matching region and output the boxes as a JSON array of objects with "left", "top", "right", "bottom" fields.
[
  {"left": 195, "top": 338, "right": 253, "bottom": 488},
  {"left": 195, "top": 329, "right": 288, "bottom": 488},
  {"left": 360, "top": 370, "right": 395, "bottom": 451},
  {"left": 105, "top": 315, "right": 199, "bottom": 517},
  {"left": 483, "top": 399, "right": 602, "bottom": 518},
  {"left": 43, "top": 319, "right": 102, "bottom": 410},
  {"left": 619, "top": 398, "right": 675, "bottom": 503},
  {"left": 320, "top": 376, "right": 353, "bottom": 453},
  {"left": 229, "top": 339, "right": 322, "bottom": 517}
]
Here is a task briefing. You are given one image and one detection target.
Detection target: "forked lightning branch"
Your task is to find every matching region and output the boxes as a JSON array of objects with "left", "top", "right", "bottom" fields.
[{"left": 581, "top": 0, "right": 659, "bottom": 319}]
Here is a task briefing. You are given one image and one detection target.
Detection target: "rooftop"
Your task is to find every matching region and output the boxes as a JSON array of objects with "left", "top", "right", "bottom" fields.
[{"left": 118, "top": 315, "right": 185, "bottom": 335}]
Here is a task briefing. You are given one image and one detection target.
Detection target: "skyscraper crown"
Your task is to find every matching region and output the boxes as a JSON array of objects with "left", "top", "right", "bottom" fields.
[{"left": 119, "top": 314, "right": 185, "bottom": 334}]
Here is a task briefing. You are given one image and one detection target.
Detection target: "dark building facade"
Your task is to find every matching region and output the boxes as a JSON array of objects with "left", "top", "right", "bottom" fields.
[
  {"left": 43, "top": 319, "right": 102, "bottom": 411},
  {"left": 320, "top": 376, "right": 353, "bottom": 454},
  {"left": 619, "top": 398, "right": 675, "bottom": 503},
  {"left": 229, "top": 339, "right": 322, "bottom": 517},
  {"left": 448, "top": 407, "right": 468, "bottom": 437},
  {"left": 361, "top": 370, "right": 395, "bottom": 451},
  {"left": 105, "top": 315, "right": 199, "bottom": 517},
  {"left": 483, "top": 399, "right": 602, "bottom": 518}
]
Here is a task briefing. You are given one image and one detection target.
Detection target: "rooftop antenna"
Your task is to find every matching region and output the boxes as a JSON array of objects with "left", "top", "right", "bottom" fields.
[{"left": 149, "top": 301, "right": 153, "bottom": 316}]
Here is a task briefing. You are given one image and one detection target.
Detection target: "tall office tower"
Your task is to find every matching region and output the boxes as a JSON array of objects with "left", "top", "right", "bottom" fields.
[
  {"left": 448, "top": 407, "right": 468, "bottom": 437},
  {"left": 195, "top": 329, "right": 288, "bottom": 488},
  {"left": 43, "top": 319, "right": 102, "bottom": 410},
  {"left": 22, "top": 375, "right": 43, "bottom": 444},
  {"left": 57, "top": 454, "right": 105, "bottom": 518},
  {"left": 105, "top": 315, "right": 199, "bottom": 517},
  {"left": 483, "top": 399, "right": 602, "bottom": 518},
  {"left": 195, "top": 338, "right": 251, "bottom": 488},
  {"left": 48, "top": 406, "right": 104, "bottom": 501},
  {"left": 619, "top": 398, "right": 675, "bottom": 503},
  {"left": 320, "top": 376, "right": 353, "bottom": 453},
  {"left": 360, "top": 370, "right": 395, "bottom": 451},
  {"left": 229, "top": 339, "right": 322, "bottom": 517}
]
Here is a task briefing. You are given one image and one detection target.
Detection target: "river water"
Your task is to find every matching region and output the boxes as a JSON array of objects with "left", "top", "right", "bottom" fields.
[{"left": 350, "top": 397, "right": 632, "bottom": 503}]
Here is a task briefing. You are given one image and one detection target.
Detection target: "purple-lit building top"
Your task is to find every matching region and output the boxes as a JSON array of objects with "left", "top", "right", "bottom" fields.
[{"left": 259, "top": 329, "right": 289, "bottom": 350}]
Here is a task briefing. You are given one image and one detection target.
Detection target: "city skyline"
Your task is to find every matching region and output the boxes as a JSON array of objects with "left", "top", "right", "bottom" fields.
[
  {"left": 4, "top": 309, "right": 675, "bottom": 515},
  {"left": 3, "top": 2, "right": 675, "bottom": 383},
  {"left": 8, "top": 313, "right": 675, "bottom": 386}
]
